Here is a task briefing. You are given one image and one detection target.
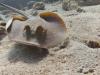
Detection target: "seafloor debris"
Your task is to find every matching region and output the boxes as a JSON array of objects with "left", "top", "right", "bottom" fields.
[
  {"left": 62, "top": 0, "right": 79, "bottom": 11},
  {"left": 33, "top": 2, "right": 45, "bottom": 10},
  {"left": 76, "top": 7, "right": 85, "bottom": 13},
  {"left": 83, "top": 36, "right": 100, "bottom": 48},
  {"left": 86, "top": 40, "right": 100, "bottom": 48}
]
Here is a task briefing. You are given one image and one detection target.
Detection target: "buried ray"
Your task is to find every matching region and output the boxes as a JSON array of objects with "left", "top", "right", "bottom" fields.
[{"left": 0, "top": 3, "right": 67, "bottom": 48}]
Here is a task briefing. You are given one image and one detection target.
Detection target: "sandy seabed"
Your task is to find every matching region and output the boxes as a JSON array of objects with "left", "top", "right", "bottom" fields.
[{"left": 0, "top": 3, "right": 100, "bottom": 75}]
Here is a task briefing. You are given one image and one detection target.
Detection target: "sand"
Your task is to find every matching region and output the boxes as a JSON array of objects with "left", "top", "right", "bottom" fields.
[{"left": 0, "top": 3, "right": 100, "bottom": 75}]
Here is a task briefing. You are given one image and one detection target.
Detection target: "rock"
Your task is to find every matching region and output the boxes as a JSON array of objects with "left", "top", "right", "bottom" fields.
[
  {"left": 88, "top": 69, "right": 94, "bottom": 73},
  {"left": 86, "top": 40, "right": 100, "bottom": 48},
  {"left": 83, "top": 68, "right": 89, "bottom": 74},
  {"left": 83, "top": 68, "right": 94, "bottom": 74},
  {"left": 76, "top": 7, "right": 85, "bottom": 13},
  {"left": 77, "top": 68, "right": 83, "bottom": 73},
  {"left": 62, "top": 0, "right": 79, "bottom": 11},
  {"left": 33, "top": 2, "right": 45, "bottom": 10},
  {"left": 59, "top": 39, "right": 69, "bottom": 49}
]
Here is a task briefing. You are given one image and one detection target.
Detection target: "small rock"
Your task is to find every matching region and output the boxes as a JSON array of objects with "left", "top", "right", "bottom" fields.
[
  {"left": 83, "top": 68, "right": 89, "bottom": 74},
  {"left": 84, "top": 71, "right": 88, "bottom": 74},
  {"left": 83, "top": 68, "right": 94, "bottom": 74},
  {"left": 88, "top": 69, "right": 94, "bottom": 73},
  {"left": 77, "top": 68, "right": 83, "bottom": 73},
  {"left": 59, "top": 38, "right": 69, "bottom": 49},
  {"left": 87, "top": 40, "right": 100, "bottom": 48},
  {"left": 62, "top": 0, "right": 79, "bottom": 11},
  {"left": 95, "top": 64, "right": 98, "bottom": 66},
  {"left": 76, "top": 7, "right": 85, "bottom": 13},
  {"left": 33, "top": 2, "right": 45, "bottom": 10}
]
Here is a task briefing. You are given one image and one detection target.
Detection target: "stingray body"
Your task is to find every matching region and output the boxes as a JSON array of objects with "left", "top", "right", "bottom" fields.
[{"left": 0, "top": 3, "right": 67, "bottom": 48}]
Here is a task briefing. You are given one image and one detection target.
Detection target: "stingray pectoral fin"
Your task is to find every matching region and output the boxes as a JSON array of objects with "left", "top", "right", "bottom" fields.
[
  {"left": 39, "top": 12, "right": 66, "bottom": 30},
  {"left": 0, "top": 3, "right": 29, "bottom": 19}
]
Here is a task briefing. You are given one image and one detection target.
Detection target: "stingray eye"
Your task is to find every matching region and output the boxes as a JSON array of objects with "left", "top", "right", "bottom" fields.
[
  {"left": 23, "top": 25, "right": 32, "bottom": 40},
  {"left": 36, "top": 26, "right": 44, "bottom": 33},
  {"left": 24, "top": 25, "right": 31, "bottom": 31},
  {"left": 35, "top": 26, "right": 47, "bottom": 43}
]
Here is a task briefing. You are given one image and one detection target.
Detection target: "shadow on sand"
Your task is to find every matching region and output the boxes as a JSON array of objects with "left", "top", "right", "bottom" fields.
[{"left": 8, "top": 44, "right": 49, "bottom": 63}]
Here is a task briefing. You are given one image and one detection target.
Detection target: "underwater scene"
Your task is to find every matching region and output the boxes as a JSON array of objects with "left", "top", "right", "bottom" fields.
[{"left": 0, "top": 0, "right": 100, "bottom": 75}]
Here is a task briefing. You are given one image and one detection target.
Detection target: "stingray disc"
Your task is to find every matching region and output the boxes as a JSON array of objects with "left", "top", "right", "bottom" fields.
[{"left": 6, "top": 12, "right": 67, "bottom": 48}]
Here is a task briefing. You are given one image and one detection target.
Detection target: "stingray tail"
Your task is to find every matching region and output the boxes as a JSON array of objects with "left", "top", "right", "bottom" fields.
[{"left": 0, "top": 3, "right": 29, "bottom": 19}]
